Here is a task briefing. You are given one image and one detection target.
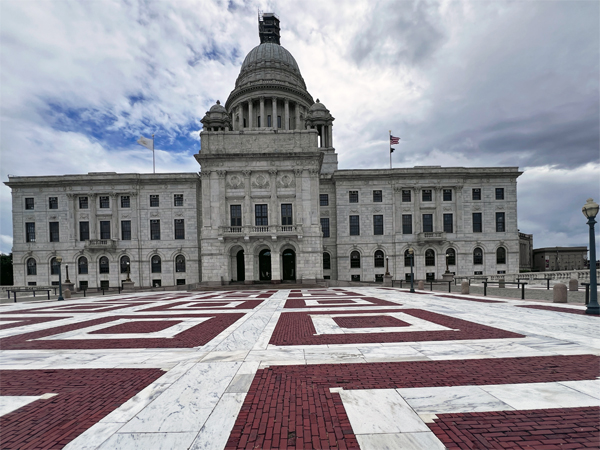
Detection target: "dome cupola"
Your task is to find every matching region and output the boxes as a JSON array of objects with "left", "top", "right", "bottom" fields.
[{"left": 200, "top": 100, "right": 231, "bottom": 132}]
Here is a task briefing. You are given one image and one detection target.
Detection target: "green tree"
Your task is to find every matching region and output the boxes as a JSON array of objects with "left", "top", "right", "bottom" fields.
[{"left": 0, "top": 253, "right": 13, "bottom": 285}]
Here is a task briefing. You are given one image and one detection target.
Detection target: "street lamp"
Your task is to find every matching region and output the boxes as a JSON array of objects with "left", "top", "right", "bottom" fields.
[
  {"left": 64, "top": 264, "right": 71, "bottom": 283},
  {"left": 445, "top": 252, "right": 450, "bottom": 273},
  {"left": 56, "top": 256, "right": 64, "bottom": 301},
  {"left": 408, "top": 248, "right": 415, "bottom": 293},
  {"left": 582, "top": 198, "right": 599, "bottom": 315},
  {"left": 385, "top": 256, "right": 390, "bottom": 277},
  {"left": 126, "top": 261, "right": 131, "bottom": 282}
]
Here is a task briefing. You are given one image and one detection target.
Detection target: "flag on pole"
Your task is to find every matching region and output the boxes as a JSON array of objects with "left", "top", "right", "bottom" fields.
[
  {"left": 137, "top": 136, "right": 154, "bottom": 150},
  {"left": 390, "top": 135, "right": 400, "bottom": 145},
  {"left": 390, "top": 147, "right": 395, "bottom": 153}
]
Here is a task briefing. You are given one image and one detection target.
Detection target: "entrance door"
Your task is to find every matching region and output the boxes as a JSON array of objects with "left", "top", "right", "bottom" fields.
[
  {"left": 282, "top": 249, "right": 296, "bottom": 281},
  {"left": 259, "top": 249, "right": 271, "bottom": 281},
  {"left": 236, "top": 250, "right": 245, "bottom": 281}
]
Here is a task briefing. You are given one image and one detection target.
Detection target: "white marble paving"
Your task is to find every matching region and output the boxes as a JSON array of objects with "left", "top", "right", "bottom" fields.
[
  {"left": 356, "top": 432, "right": 446, "bottom": 450},
  {"left": 0, "top": 395, "right": 43, "bottom": 417},
  {"left": 189, "top": 393, "right": 245, "bottom": 450},
  {"left": 310, "top": 312, "right": 454, "bottom": 335},
  {"left": 96, "top": 431, "right": 198, "bottom": 450}
]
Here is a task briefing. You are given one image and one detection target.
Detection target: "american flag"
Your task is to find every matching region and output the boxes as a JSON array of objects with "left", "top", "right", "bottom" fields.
[{"left": 390, "top": 135, "right": 400, "bottom": 145}]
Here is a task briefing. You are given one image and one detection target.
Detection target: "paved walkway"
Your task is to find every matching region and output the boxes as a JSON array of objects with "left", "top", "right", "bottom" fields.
[{"left": 0, "top": 287, "right": 598, "bottom": 449}]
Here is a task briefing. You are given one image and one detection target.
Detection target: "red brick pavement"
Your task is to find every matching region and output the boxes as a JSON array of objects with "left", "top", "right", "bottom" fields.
[
  {"left": 0, "top": 368, "right": 164, "bottom": 450},
  {"left": 516, "top": 304, "right": 598, "bottom": 316},
  {"left": 332, "top": 315, "right": 410, "bottom": 328},
  {"left": 139, "top": 300, "right": 263, "bottom": 311},
  {"left": 89, "top": 320, "right": 182, "bottom": 334},
  {"left": 284, "top": 297, "right": 401, "bottom": 308},
  {"left": 0, "top": 317, "right": 68, "bottom": 330},
  {"left": 226, "top": 355, "right": 600, "bottom": 450}
]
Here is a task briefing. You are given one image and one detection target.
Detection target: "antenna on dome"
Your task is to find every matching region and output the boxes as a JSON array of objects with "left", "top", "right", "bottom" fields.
[{"left": 258, "top": 11, "right": 280, "bottom": 45}]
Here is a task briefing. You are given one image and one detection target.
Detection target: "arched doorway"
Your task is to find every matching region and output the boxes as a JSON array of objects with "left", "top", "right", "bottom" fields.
[
  {"left": 236, "top": 250, "right": 245, "bottom": 281},
  {"left": 259, "top": 249, "right": 271, "bottom": 281},
  {"left": 282, "top": 249, "right": 295, "bottom": 281}
]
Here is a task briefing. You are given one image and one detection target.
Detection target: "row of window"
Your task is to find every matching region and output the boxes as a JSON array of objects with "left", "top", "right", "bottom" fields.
[
  {"left": 26, "top": 255, "right": 186, "bottom": 276},
  {"left": 230, "top": 204, "right": 293, "bottom": 227},
  {"left": 24, "top": 194, "right": 185, "bottom": 210}
]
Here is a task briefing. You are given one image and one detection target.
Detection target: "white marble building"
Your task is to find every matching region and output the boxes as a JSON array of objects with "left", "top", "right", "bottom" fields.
[{"left": 5, "top": 13, "right": 521, "bottom": 288}]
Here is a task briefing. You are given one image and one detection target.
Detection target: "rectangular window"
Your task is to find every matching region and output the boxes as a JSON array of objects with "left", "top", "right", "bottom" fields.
[
  {"left": 121, "top": 220, "right": 131, "bottom": 240},
  {"left": 79, "top": 281, "right": 88, "bottom": 290},
  {"left": 48, "top": 197, "right": 58, "bottom": 209},
  {"left": 402, "top": 214, "right": 412, "bottom": 234},
  {"left": 349, "top": 191, "right": 359, "bottom": 203},
  {"left": 277, "top": 115, "right": 281, "bottom": 128},
  {"left": 79, "top": 221, "right": 89, "bottom": 241},
  {"left": 267, "top": 115, "right": 272, "bottom": 127},
  {"left": 496, "top": 212, "right": 505, "bottom": 232},
  {"left": 79, "top": 197, "right": 88, "bottom": 209},
  {"left": 49, "top": 222, "right": 59, "bottom": 242},
  {"left": 174, "top": 194, "right": 184, "bottom": 206},
  {"left": 150, "top": 219, "right": 161, "bottom": 240},
  {"left": 257, "top": 116, "right": 261, "bottom": 127},
  {"left": 375, "top": 274, "right": 384, "bottom": 283},
  {"left": 402, "top": 190, "right": 411, "bottom": 202},
  {"left": 422, "top": 214, "right": 433, "bottom": 233},
  {"left": 281, "top": 204, "right": 293, "bottom": 226},
  {"left": 472, "top": 189, "right": 481, "bottom": 200},
  {"left": 99, "top": 196, "right": 109, "bottom": 208},
  {"left": 28, "top": 282, "right": 37, "bottom": 286},
  {"left": 373, "top": 190, "right": 382, "bottom": 202},
  {"left": 443, "top": 189, "right": 452, "bottom": 201},
  {"left": 422, "top": 190, "right": 432, "bottom": 202},
  {"left": 25, "top": 222, "right": 35, "bottom": 242},
  {"left": 320, "top": 194, "right": 329, "bottom": 206},
  {"left": 174, "top": 219, "right": 185, "bottom": 239},
  {"left": 373, "top": 215, "right": 383, "bottom": 235},
  {"left": 176, "top": 279, "right": 186, "bottom": 285},
  {"left": 100, "top": 221, "right": 111, "bottom": 239},
  {"left": 121, "top": 196, "right": 130, "bottom": 208},
  {"left": 443, "top": 214, "right": 453, "bottom": 233},
  {"left": 255, "top": 204, "right": 268, "bottom": 226},
  {"left": 150, "top": 195, "right": 159, "bottom": 207},
  {"left": 25, "top": 198, "right": 34, "bottom": 210},
  {"left": 351, "top": 275, "right": 361, "bottom": 282},
  {"left": 349, "top": 215, "right": 360, "bottom": 235},
  {"left": 321, "top": 218, "right": 330, "bottom": 238},
  {"left": 230, "top": 205, "right": 242, "bottom": 227},
  {"left": 496, "top": 188, "right": 504, "bottom": 200},
  {"left": 473, "top": 213, "right": 483, "bottom": 233}
]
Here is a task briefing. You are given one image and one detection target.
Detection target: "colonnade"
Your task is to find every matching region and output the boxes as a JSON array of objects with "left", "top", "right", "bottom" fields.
[{"left": 231, "top": 97, "right": 302, "bottom": 132}]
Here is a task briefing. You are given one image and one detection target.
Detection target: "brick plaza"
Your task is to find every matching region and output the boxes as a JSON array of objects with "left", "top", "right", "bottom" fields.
[{"left": 0, "top": 287, "right": 598, "bottom": 449}]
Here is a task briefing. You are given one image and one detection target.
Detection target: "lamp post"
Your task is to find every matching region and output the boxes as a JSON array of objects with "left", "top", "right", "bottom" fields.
[
  {"left": 409, "top": 248, "right": 415, "bottom": 293},
  {"left": 56, "top": 256, "right": 64, "bottom": 301},
  {"left": 582, "top": 198, "right": 599, "bottom": 315},
  {"left": 65, "top": 264, "right": 71, "bottom": 283},
  {"left": 126, "top": 261, "right": 131, "bottom": 282},
  {"left": 445, "top": 252, "right": 450, "bottom": 273},
  {"left": 385, "top": 256, "right": 390, "bottom": 276}
]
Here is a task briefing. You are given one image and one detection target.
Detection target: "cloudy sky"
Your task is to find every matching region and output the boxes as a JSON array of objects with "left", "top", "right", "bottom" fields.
[{"left": 1, "top": 0, "right": 598, "bottom": 258}]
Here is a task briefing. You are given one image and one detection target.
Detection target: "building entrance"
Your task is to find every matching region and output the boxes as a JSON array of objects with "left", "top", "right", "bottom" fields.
[
  {"left": 282, "top": 249, "right": 296, "bottom": 281},
  {"left": 236, "top": 250, "right": 245, "bottom": 281},
  {"left": 259, "top": 249, "right": 271, "bottom": 281}
]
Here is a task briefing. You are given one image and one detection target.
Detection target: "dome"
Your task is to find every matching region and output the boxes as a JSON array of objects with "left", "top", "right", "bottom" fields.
[
  {"left": 240, "top": 43, "right": 301, "bottom": 77},
  {"left": 308, "top": 99, "right": 328, "bottom": 112},
  {"left": 209, "top": 100, "right": 227, "bottom": 113}
]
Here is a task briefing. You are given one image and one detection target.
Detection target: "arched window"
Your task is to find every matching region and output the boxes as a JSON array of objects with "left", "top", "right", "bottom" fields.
[
  {"left": 120, "top": 256, "right": 130, "bottom": 274},
  {"left": 404, "top": 249, "right": 413, "bottom": 267},
  {"left": 446, "top": 248, "right": 456, "bottom": 266},
  {"left": 151, "top": 255, "right": 162, "bottom": 273},
  {"left": 99, "top": 256, "right": 110, "bottom": 274},
  {"left": 350, "top": 251, "right": 361, "bottom": 268},
  {"left": 323, "top": 253, "right": 331, "bottom": 270},
  {"left": 425, "top": 249, "right": 435, "bottom": 266},
  {"left": 374, "top": 250, "right": 385, "bottom": 267},
  {"left": 50, "top": 257, "right": 60, "bottom": 275},
  {"left": 78, "top": 256, "right": 88, "bottom": 274},
  {"left": 473, "top": 248, "right": 483, "bottom": 265},
  {"left": 27, "top": 258, "right": 37, "bottom": 276},
  {"left": 175, "top": 255, "right": 186, "bottom": 273},
  {"left": 496, "top": 247, "right": 506, "bottom": 264}
]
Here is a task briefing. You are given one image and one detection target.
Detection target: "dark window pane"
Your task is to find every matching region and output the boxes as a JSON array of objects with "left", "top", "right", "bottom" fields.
[
  {"left": 25, "top": 198, "right": 34, "bottom": 210},
  {"left": 422, "top": 214, "right": 433, "bottom": 233},
  {"left": 49, "top": 197, "right": 58, "bottom": 209},
  {"left": 277, "top": 115, "right": 281, "bottom": 128},
  {"left": 320, "top": 194, "right": 329, "bottom": 206},
  {"left": 27, "top": 258, "right": 37, "bottom": 275},
  {"left": 99, "top": 196, "right": 109, "bottom": 208},
  {"left": 121, "top": 196, "right": 130, "bottom": 208},
  {"left": 78, "top": 257, "right": 88, "bottom": 274},
  {"left": 373, "top": 215, "right": 383, "bottom": 235},
  {"left": 402, "top": 190, "right": 411, "bottom": 202},
  {"left": 323, "top": 253, "right": 331, "bottom": 270},
  {"left": 349, "top": 191, "right": 358, "bottom": 203},
  {"left": 174, "top": 194, "right": 184, "bottom": 206},
  {"left": 320, "top": 218, "right": 330, "bottom": 238},
  {"left": 150, "top": 220, "right": 161, "bottom": 240},
  {"left": 404, "top": 250, "right": 414, "bottom": 267},
  {"left": 473, "top": 213, "right": 482, "bottom": 233},
  {"left": 79, "top": 197, "right": 88, "bottom": 209},
  {"left": 79, "top": 221, "right": 89, "bottom": 241},
  {"left": 443, "top": 214, "right": 453, "bottom": 233},
  {"left": 446, "top": 248, "right": 456, "bottom": 265},
  {"left": 120, "top": 256, "right": 130, "bottom": 273},
  {"left": 49, "top": 222, "right": 59, "bottom": 242},
  {"left": 373, "top": 190, "right": 382, "bottom": 202},
  {"left": 496, "top": 212, "right": 505, "bottom": 232},
  {"left": 350, "top": 251, "right": 361, "bottom": 268},
  {"left": 255, "top": 204, "right": 268, "bottom": 226},
  {"left": 422, "top": 190, "right": 432, "bottom": 201},
  {"left": 281, "top": 204, "right": 293, "bottom": 226},
  {"left": 121, "top": 220, "right": 131, "bottom": 240},
  {"left": 402, "top": 215, "right": 412, "bottom": 234},
  {"left": 150, "top": 195, "right": 159, "bottom": 207},
  {"left": 374, "top": 250, "right": 384, "bottom": 267},
  {"left": 100, "top": 221, "right": 111, "bottom": 239},
  {"left": 473, "top": 248, "right": 483, "bottom": 265},
  {"left": 472, "top": 189, "right": 481, "bottom": 200},
  {"left": 425, "top": 249, "right": 435, "bottom": 266},
  {"left": 267, "top": 115, "right": 271, "bottom": 127},
  {"left": 443, "top": 189, "right": 452, "bottom": 201},
  {"left": 99, "top": 256, "right": 110, "bottom": 274},
  {"left": 25, "top": 222, "right": 35, "bottom": 242},
  {"left": 349, "top": 215, "right": 360, "bottom": 235},
  {"left": 174, "top": 219, "right": 185, "bottom": 239},
  {"left": 151, "top": 255, "right": 161, "bottom": 273},
  {"left": 50, "top": 257, "right": 60, "bottom": 275},
  {"left": 495, "top": 188, "right": 504, "bottom": 200},
  {"left": 176, "top": 255, "right": 186, "bottom": 272},
  {"left": 497, "top": 247, "right": 506, "bottom": 264},
  {"left": 230, "top": 205, "right": 242, "bottom": 227}
]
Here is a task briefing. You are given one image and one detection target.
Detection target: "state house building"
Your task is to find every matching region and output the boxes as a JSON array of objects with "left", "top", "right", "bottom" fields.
[{"left": 6, "top": 14, "right": 521, "bottom": 289}]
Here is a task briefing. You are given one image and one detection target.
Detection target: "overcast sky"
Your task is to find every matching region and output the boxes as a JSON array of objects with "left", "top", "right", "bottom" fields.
[{"left": 1, "top": 0, "right": 598, "bottom": 258}]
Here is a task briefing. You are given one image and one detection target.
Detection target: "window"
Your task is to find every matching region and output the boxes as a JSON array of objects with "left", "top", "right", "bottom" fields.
[
  {"left": 267, "top": 115, "right": 271, "bottom": 127},
  {"left": 120, "top": 256, "right": 130, "bottom": 274},
  {"left": 497, "top": 247, "right": 506, "bottom": 264},
  {"left": 495, "top": 188, "right": 504, "bottom": 200},
  {"left": 446, "top": 248, "right": 456, "bottom": 266},
  {"left": 25, "top": 222, "right": 35, "bottom": 242},
  {"left": 79, "top": 197, "right": 88, "bottom": 209},
  {"left": 49, "top": 222, "right": 59, "bottom": 242},
  {"left": 176, "top": 255, "right": 186, "bottom": 272},
  {"left": 404, "top": 249, "right": 414, "bottom": 267},
  {"left": 79, "top": 221, "right": 89, "bottom": 241},
  {"left": 121, "top": 221, "right": 131, "bottom": 240},
  {"left": 50, "top": 257, "right": 60, "bottom": 275},
  {"left": 473, "top": 213, "right": 482, "bottom": 233},
  {"left": 25, "top": 198, "right": 34, "bottom": 210},
  {"left": 281, "top": 204, "right": 293, "bottom": 226},
  {"left": 443, "top": 189, "right": 452, "bottom": 201},
  {"left": 150, "top": 220, "right": 161, "bottom": 240},
  {"left": 422, "top": 189, "right": 432, "bottom": 201},
  {"left": 174, "top": 219, "right": 185, "bottom": 239},
  {"left": 255, "top": 204, "right": 268, "bottom": 226},
  {"left": 151, "top": 255, "right": 161, "bottom": 273},
  {"left": 230, "top": 205, "right": 242, "bottom": 227},
  {"left": 351, "top": 275, "right": 361, "bottom": 282},
  {"left": 402, "top": 215, "right": 412, "bottom": 234},
  {"left": 349, "top": 215, "right": 360, "bottom": 235},
  {"left": 496, "top": 212, "right": 505, "bottom": 232},
  {"left": 99, "top": 256, "right": 110, "bottom": 274},
  {"left": 320, "top": 218, "right": 330, "bottom": 238},
  {"left": 473, "top": 248, "right": 483, "bottom": 265},
  {"left": 277, "top": 115, "right": 281, "bottom": 128},
  {"left": 257, "top": 116, "right": 261, "bottom": 127},
  {"left": 375, "top": 274, "right": 384, "bottom": 282},
  {"left": 323, "top": 253, "right": 331, "bottom": 270},
  {"left": 150, "top": 195, "right": 159, "bottom": 207},
  {"left": 373, "top": 190, "right": 382, "bottom": 202},
  {"left": 350, "top": 251, "right": 361, "bottom": 268},
  {"left": 405, "top": 273, "right": 413, "bottom": 282},
  {"left": 99, "top": 196, "right": 109, "bottom": 208},
  {"left": 48, "top": 197, "right": 58, "bottom": 209},
  {"left": 79, "top": 281, "right": 88, "bottom": 290},
  {"left": 422, "top": 214, "right": 433, "bottom": 233},
  {"left": 320, "top": 194, "right": 329, "bottom": 206},
  {"left": 426, "top": 272, "right": 435, "bottom": 281},
  {"left": 443, "top": 214, "right": 453, "bottom": 233},
  {"left": 374, "top": 250, "right": 384, "bottom": 267},
  {"left": 472, "top": 189, "right": 481, "bottom": 201},
  {"left": 78, "top": 256, "right": 88, "bottom": 274},
  {"left": 425, "top": 249, "right": 435, "bottom": 266},
  {"left": 402, "top": 190, "right": 411, "bottom": 202},
  {"left": 177, "top": 279, "right": 186, "bottom": 285},
  {"left": 26, "top": 258, "right": 36, "bottom": 275},
  {"left": 349, "top": 191, "right": 358, "bottom": 203},
  {"left": 100, "top": 221, "right": 111, "bottom": 239},
  {"left": 174, "top": 194, "right": 184, "bottom": 206},
  {"left": 373, "top": 215, "right": 383, "bottom": 235},
  {"left": 121, "top": 196, "right": 130, "bottom": 208}
]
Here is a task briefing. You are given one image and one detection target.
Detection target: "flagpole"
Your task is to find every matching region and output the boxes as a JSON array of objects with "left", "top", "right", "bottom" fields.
[
  {"left": 152, "top": 134, "right": 155, "bottom": 174},
  {"left": 389, "top": 130, "right": 392, "bottom": 169}
]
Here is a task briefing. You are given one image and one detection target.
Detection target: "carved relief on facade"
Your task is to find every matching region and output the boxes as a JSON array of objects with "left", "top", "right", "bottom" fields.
[
  {"left": 251, "top": 173, "right": 270, "bottom": 189},
  {"left": 226, "top": 174, "right": 244, "bottom": 189},
  {"left": 277, "top": 172, "right": 295, "bottom": 188}
]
